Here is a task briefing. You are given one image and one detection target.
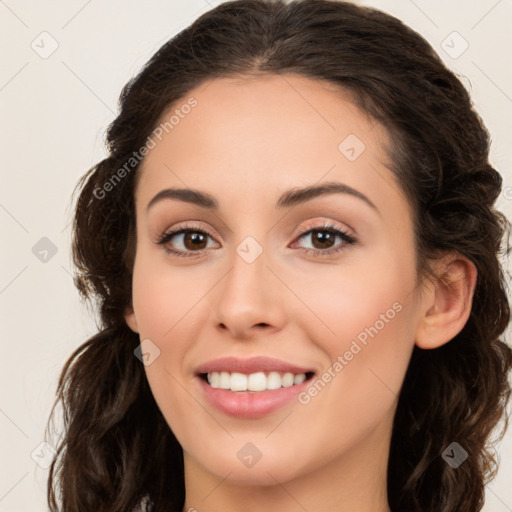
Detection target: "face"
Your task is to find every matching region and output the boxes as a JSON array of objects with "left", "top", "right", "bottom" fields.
[{"left": 125, "top": 74, "right": 426, "bottom": 487}]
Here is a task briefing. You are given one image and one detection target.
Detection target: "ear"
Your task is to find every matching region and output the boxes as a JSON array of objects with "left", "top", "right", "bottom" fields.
[
  {"left": 415, "top": 253, "right": 477, "bottom": 349},
  {"left": 124, "top": 306, "right": 139, "bottom": 334}
]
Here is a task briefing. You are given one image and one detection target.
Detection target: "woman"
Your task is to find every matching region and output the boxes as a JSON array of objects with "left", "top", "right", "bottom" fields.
[{"left": 46, "top": 1, "right": 512, "bottom": 511}]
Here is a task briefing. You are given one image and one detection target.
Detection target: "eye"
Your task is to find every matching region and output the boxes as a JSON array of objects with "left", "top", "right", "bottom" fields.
[
  {"left": 290, "top": 221, "right": 356, "bottom": 257},
  {"left": 156, "top": 223, "right": 218, "bottom": 258},
  {"left": 156, "top": 221, "right": 357, "bottom": 258}
]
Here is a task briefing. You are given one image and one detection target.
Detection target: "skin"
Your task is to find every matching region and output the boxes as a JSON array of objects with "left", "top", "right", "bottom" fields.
[{"left": 124, "top": 74, "right": 477, "bottom": 512}]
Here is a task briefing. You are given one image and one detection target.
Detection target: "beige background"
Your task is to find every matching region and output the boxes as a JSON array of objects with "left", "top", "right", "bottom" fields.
[{"left": 0, "top": 0, "right": 510, "bottom": 510}]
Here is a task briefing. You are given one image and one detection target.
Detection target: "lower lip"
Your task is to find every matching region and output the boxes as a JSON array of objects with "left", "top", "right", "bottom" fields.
[{"left": 196, "top": 375, "right": 312, "bottom": 419}]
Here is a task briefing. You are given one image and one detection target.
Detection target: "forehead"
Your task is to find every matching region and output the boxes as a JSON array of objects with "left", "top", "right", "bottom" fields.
[{"left": 135, "top": 74, "right": 406, "bottom": 220}]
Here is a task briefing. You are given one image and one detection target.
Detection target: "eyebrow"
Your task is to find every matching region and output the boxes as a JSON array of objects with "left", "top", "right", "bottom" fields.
[{"left": 146, "top": 181, "right": 379, "bottom": 214}]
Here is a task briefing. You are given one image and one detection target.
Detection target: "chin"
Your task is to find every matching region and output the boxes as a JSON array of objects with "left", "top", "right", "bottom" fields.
[{"left": 195, "top": 449, "right": 305, "bottom": 487}]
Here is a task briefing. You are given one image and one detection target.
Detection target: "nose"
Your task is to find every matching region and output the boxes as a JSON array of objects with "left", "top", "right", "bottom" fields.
[{"left": 212, "top": 240, "right": 287, "bottom": 340}]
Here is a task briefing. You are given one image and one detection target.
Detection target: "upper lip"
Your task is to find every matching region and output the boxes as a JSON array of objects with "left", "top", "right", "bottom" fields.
[{"left": 195, "top": 356, "right": 316, "bottom": 375}]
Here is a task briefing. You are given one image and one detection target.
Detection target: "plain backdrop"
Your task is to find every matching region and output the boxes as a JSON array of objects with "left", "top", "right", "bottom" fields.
[{"left": 1, "top": 1, "right": 511, "bottom": 511}]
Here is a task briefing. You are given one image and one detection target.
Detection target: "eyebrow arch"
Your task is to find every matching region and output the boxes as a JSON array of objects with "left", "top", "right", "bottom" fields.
[{"left": 146, "top": 181, "right": 379, "bottom": 214}]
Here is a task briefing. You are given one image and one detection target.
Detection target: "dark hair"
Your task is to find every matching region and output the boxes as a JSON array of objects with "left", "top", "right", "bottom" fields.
[{"left": 46, "top": 1, "right": 512, "bottom": 511}]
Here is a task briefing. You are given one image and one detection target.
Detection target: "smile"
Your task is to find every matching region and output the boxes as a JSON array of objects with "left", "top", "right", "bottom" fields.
[
  {"left": 196, "top": 371, "right": 316, "bottom": 419},
  {"left": 202, "top": 371, "right": 314, "bottom": 392}
]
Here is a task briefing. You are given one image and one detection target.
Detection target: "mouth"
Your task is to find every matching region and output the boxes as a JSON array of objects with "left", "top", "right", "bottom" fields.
[
  {"left": 198, "top": 370, "right": 316, "bottom": 393},
  {"left": 196, "top": 370, "right": 316, "bottom": 419},
  {"left": 194, "top": 356, "right": 318, "bottom": 418}
]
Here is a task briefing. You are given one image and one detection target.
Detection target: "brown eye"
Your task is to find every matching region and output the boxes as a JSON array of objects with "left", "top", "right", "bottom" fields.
[
  {"left": 157, "top": 225, "right": 218, "bottom": 257},
  {"left": 156, "top": 221, "right": 356, "bottom": 259},
  {"left": 180, "top": 231, "right": 208, "bottom": 250},
  {"left": 291, "top": 222, "right": 357, "bottom": 257},
  {"left": 305, "top": 229, "right": 337, "bottom": 250}
]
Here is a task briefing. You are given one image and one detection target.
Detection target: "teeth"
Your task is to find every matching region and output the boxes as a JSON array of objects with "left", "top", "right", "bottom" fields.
[{"left": 206, "top": 371, "right": 308, "bottom": 391}]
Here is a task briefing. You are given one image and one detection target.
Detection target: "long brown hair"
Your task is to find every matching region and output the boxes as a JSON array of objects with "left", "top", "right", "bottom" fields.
[{"left": 46, "top": 1, "right": 512, "bottom": 510}]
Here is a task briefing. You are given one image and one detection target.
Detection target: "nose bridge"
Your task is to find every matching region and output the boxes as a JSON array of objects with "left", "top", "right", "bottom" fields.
[
  {"left": 213, "top": 231, "right": 284, "bottom": 334},
  {"left": 225, "top": 214, "right": 272, "bottom": 287},
  {"left": 225, "top": 234, "right": 269, "bottom": 305}
]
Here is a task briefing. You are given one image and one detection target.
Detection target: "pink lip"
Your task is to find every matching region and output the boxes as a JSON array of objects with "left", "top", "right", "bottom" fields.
[
  {"left": 194, "top": 356, "right": 315, "bottom": 375},
  {"left": 196, "top": 374, "right": 313, "bottom": 419},
  {"left": 194, "top": 357, "right": 316, "bottom": 419}
]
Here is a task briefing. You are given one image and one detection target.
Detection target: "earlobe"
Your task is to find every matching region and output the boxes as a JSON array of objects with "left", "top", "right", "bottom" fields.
[
  {"left": 415, "top": 254, "right": 478, "bottom": 349},
  {"left": 124, "top": 307, "right": 139, "bottom": 334}
]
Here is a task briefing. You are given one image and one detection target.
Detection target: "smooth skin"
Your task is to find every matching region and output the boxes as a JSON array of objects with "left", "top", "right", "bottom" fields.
[{"left": 124, "top": 74, "right": 477, "bottom": 512}]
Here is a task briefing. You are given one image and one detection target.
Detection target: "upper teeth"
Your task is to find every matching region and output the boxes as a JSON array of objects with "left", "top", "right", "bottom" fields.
[{"left": 206, "top": 371, "right": 307, "bottom": 391}]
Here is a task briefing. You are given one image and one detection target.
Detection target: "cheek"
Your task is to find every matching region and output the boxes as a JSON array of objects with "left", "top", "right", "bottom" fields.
[
  {"left": 131, "top": 250, "right": 204, "bottom": 339},
  {"left": 131, "top": 255, "right": 201, "bottom": 439},
  {"left": 294, "top": 247, "right": 417, "bottom": 413},
  {"left": 130, "top": 251, "right": 209, "bottom": 401},
  {"left": 294, "top": 245, "right": 416, "bottom": 348}
]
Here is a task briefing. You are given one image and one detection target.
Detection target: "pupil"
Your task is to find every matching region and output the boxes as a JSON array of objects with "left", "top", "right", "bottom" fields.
[
  {"left": 314, "top": 230, "right": 333, "bottom": 249},
  {"left": 186, "top": 232, "right": 206, "bottom": 249}
]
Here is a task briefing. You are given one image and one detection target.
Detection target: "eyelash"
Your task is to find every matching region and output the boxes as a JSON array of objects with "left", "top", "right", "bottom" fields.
[{"left": 156, "top": 221, "right": 357, "bottom": 259}]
